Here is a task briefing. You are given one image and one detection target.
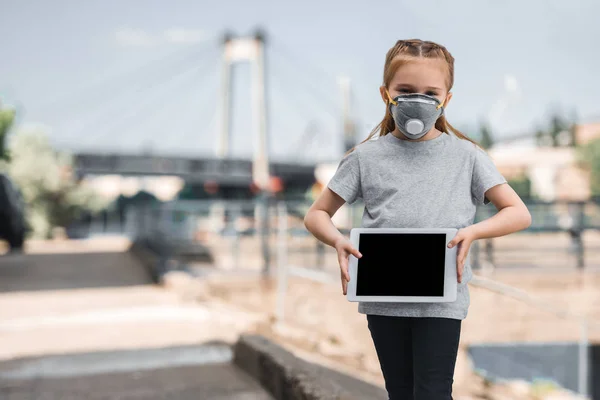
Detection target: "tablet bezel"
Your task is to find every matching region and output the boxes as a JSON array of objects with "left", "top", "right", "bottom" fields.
[{"left": 346, "top": 227, "right": 458, "bottom": 303}]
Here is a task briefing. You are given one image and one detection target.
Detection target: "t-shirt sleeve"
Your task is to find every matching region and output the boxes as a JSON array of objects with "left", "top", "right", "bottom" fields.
[
  {"left": 327, "top": 149, "right": 363, "bottom": 204},
  {"left": 471, "top": 144, "right": 507, "bottom": 205}
]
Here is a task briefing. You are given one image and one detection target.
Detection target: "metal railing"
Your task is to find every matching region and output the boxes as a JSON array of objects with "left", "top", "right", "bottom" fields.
[
  {"left": 273, "top": 200, "right": 600, "bottom": 398},
  {"left": 75, "top": 195, "right": 600, "bottom": 396},
  {"left": 122, "top": 196, "right": 298, "bottom": 278},
  {"left": 468, "top": 275, "right": 599, "bottom": 397},
  {"left": 85, "top": 196, "right": 600, "bottom": 270}
]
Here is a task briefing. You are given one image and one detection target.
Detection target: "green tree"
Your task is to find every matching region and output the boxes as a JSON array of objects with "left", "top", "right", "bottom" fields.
[
  {"left": 536, "top": 110, "right": 576, "bottom": 147},
  {"left": 569, "top": 109, "right": 578, "bottom": 147},
  {"left": 549, "top": 113, "right": 568, "bottom": 147},
  {"left": 0, "top": 104, "right": 16, "bottom": 161},
  {"left": 6, "top": 129, "right": 107, "bottom": 238},
  {"left": 507, "top": 174, "right": 532, "bottom": 199},
  {"left": 478, "top": 122, "right": 494, "bottom": 149},
  {"left": 576, "top": 136, "right": 600, "bottom": 197},
  {"left": 535, "top": 128, "right": 547, "bottom": 146}
]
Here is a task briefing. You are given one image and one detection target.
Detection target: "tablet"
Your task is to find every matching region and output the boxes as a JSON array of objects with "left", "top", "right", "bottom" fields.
[{"left": 346, "top": 228, "right": 458, "bottom": 303}]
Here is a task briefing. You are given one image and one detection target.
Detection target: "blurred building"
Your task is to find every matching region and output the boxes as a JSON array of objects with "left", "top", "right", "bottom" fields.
[
  {"left": 315, "top": 124, "right": 600, "bottom": 205},
  {"left": 489, "top": 143, "right": 587, "bottom": 201},
  {"left": 81, "top": 175, "right": 185, "bottom": 202},
  {"left": 489, "top": 121, "right": 600, "bottom": 202},
  {"left": 575, "top": 121, "right": 600, "bottom": 145}
]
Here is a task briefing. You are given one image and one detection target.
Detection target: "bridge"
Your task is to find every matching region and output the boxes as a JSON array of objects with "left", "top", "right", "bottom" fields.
[
  {"left": 73, "top": 152, "right": 317, "bottom": 187},
  {"left": 36, "top": 29, "right": 358, "bottom": 199}
]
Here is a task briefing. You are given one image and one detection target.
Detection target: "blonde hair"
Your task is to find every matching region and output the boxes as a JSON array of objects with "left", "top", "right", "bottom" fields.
[{"left": 346, "top": 39, "right": 481, "bottom": 155}]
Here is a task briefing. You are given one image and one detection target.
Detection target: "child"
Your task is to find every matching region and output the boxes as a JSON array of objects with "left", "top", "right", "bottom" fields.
[{"left": 303, "top": 39, "right": 532, "bottom": 400}]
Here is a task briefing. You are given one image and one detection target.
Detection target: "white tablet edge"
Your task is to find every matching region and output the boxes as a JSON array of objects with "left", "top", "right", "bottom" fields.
[{"left": 346, "top": 228, "right": 458, "bottom": 303}]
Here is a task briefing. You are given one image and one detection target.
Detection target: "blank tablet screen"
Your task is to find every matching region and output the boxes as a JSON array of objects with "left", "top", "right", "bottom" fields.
[{"left": 355, "top": 233, "right": 446, "bottom": 297}]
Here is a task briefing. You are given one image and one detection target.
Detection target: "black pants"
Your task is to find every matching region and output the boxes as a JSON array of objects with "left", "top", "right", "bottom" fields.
[{"left": 366, "top": 314, "right": 461, "bottom": 400}]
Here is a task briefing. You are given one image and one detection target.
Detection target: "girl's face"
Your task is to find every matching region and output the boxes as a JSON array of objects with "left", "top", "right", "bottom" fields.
[{"left": 380, "top": 57, "right": 452, "bottom": 108}]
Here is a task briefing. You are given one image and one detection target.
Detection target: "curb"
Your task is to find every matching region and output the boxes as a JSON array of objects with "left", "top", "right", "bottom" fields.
[
  {"left": 129, "top": 241, "right": 386, "bottom": 399},
  {"left": 128, "top": 239, "right": 165, "bottom": 283},
  {"left": 129, "top": 238, "right": 213, "bottom": 283},
  {"left": 233, "top": 334, "right": 386, "bottom": 400}
]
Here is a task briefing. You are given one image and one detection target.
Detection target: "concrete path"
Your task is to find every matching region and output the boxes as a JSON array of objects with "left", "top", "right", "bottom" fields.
[
  {"left": 0, "top": 238, "right": 272, "bottom": 399},
  {"left": 0, "top": 343, "right": 273, "bottom": 399}
]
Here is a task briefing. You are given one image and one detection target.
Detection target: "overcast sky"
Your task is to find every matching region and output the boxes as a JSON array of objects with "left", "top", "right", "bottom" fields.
[{"left": 1, "top": 0, "right": 598, "bottom": 162}]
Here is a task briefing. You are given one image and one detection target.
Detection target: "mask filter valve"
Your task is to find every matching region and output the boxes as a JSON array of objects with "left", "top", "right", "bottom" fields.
[{"left": 405, "top": 119, "right": 425, "bottom": 135}]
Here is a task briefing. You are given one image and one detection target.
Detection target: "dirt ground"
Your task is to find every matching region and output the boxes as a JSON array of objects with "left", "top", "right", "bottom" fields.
[
  {"left": 194, "top": 230, "right": 600, "bottom": 399},
  {"left": 1, "top": 231, "right": 596, "bottom": 398},
  {"left": 198, "top": 273, "right": 593, "bottom": 399}
]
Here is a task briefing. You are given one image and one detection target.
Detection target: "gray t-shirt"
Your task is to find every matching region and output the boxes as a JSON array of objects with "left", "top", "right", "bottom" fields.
[{"left": 326, "top": 131, "right": 507, "bottom": 320}]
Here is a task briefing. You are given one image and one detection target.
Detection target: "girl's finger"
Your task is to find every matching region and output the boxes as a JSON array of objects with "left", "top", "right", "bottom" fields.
[
  {"left": 337, "top": 252, "right": 347, "bottom": 271},
  {"left": 340, "top": 258, "right": 350, "bottom": 281},
  {"left": 457, "top": 242, "right": 470, "bottom": 283},
  {"left": 457, "top": 239, "right": 469, "bottom": 259},
  {"left": 457, "top": 249, "right": 464, "bottom": 266},
  {"left": 457, "top": 256, "right": 464, "bottom": 271},
  {"left": 348, "top": 246, "right": 362, "bottom": 259},
  {"left": 448, "top": 233, "right": 462, "bottom": 248}
]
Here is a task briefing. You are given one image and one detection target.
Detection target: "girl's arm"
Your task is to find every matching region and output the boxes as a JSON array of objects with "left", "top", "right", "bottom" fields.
[
  {"left": 304, "top": 187, "right": 362, "bottom": 295},
  {"left": 468, "top": 183, "right": 532, "bottom": 239},
  {"left": 304, "top": 188, "right": 348, "bottom": 248},
  {"left": 448, "top": 183, "right": 532, "bottom": 282}
]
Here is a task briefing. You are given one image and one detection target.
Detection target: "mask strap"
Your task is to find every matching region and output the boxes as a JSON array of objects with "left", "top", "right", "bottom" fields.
[
  {"left": 385, "top": 89, "right": 397, "bottom": 105},
  {"left": 388, "top": 88, "right": 446, "bottom": 109},
  {"left": 436, "top": 97, "right": 446, "bottom": 110}
]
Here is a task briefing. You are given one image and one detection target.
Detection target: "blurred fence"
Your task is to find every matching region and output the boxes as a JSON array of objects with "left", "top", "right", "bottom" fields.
[
  {"left": 465, "top": 275, "right": 600, "bottom": 398},
  {"left": 80, "top": 196, "right": 600, "bottom": 397},
  {"left": 124, "top": 197, "right": 279, "bottom": 277},
  {"left": 271, "top": 200, "right": 600, "bottom": 399},
  {"left": 83, "top": 197, "right": 600, "bottom": 274}
]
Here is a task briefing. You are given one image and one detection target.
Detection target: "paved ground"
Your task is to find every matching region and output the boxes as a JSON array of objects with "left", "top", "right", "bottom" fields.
[
  {"left": 0, "top": 238, "right": 273, "bottom": 399},
  {"left": 0, "top": 343, "right": 272, "bottom": 400},
  {"left": 2, "top": 232, "right": 593, "bottom": 399},
  {"left": 200, "top": 231, "right": 600, "bottom": 399}
]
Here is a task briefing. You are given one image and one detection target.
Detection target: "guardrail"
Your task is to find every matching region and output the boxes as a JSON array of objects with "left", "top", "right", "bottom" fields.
[
  {"left": 113, "top": 196, "right": 600, "bottom": 277},
  {"left": 468, "top": 275, "right": 599, "bottom": 397},
  {"left": 274, "top": 200, "right": 600, "bottom": 398},
  {"left": 125, "top": 198, "right": 277, "bottom": 276},
  {"left": 109, "top": 196, "right": 600, "bottom": 396}
]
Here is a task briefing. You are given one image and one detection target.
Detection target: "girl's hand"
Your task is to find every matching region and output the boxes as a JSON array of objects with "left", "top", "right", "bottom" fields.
[
  {"left": 334, "top": 237, "right": 362, "bottom": 295},
  {"left": 447, "top": 227, "right": 477, "bottom": 283}
]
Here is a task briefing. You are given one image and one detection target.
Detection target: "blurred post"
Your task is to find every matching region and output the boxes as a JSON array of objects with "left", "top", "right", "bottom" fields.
[
  {"left": 256, "top": 192, "right": 272, "bottom": 277},
  {"left": 578, "top": 318, "right": 589, "bottom": 397},
  {"left": 485, "top": 239, "right": 494, "bottom": 265},
  {"left": 252, "top": 29, "right": 272, "bottom": 277},
  {"left": 471, "top": 239, "right": 481, "bottom": 270},
  {"left": 252, "top": 29, "right": 270, "bottom": 192},
  {"left": 316, "top": 239, "right": 325, "bottom": 269},
  {"left": 567, "top": 201, "right": 585, "bottom": 270},
  {"left": 338, "top": 76, "right": 356, "bottom": 153},
  {"left": 339, "top": 77, "right": 358, "bottom": 240},
  {"left": 276, "top": 201, "right": 288, "bottom": 323},
  {"left": 218, "top": 30, "right": 273, "bottom": 275},
  {"left": 216, "top": 32, "right": 233, "bottom": 158},
  {"left": 231, "top": 201, "right": 241, "bottom": 269}
]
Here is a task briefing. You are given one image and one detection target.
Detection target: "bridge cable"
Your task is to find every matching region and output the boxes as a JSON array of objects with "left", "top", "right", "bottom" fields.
[
  {"left": 58, "top": 47, "right": 219, "bottom": 147},
  {"left": 35, "top": 38, "right": 220, "bottom": 116},
  {"left": 77, "top": 54, "right": 219, "bottom": 151},
  {"left": 267, "top": 40, "right": 341, "bottom": 119}
]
